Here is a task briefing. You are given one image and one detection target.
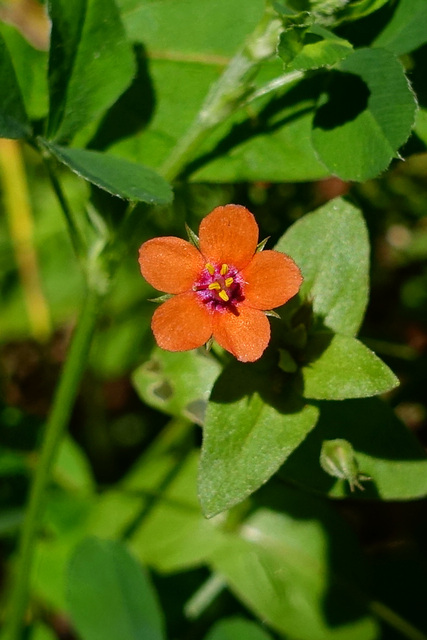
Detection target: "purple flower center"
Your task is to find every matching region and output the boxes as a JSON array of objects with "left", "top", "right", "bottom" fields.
[{"left": 194, "top": 262, "right": 245, "bottom": 313}]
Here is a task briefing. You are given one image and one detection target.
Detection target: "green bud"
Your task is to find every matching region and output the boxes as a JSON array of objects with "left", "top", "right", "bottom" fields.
[{"left": 320, "top": 439, "right": 371, "bottom": 492}]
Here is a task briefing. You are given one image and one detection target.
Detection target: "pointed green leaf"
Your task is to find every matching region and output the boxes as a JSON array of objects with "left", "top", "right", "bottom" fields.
[
  {"left": 280, "top": 397, "right": 427, "bottom": 500},
  {"left": 312, "top": 48, "right": 417, "bottom": 181},
  {"left": 47, "top": 0, "right": 135, "bottom": 140},
  {"left": 67, "top": 538, "right": 165, "bottom": 640},
  {"left": 41, "top": 142, "right": 173, "bottom": 204},
  {"left": 302, "top": 332, "right": 399, "bottom": 400},
  {"left": 276, "top": 198, "right": 369, "bottom": 336},
  {"left": 205, "top": 617, "right": 274, "bottom": 640},
  {"left": 210, "top": 491, "right": 378, "bottom": 640},
  {"left": 199, "top": 363, "right": 319, "bottom": 517},
  {"left": 374, "top": 0, "right": 427, "bottom": 55},
  {"left": 0, "top": 34, "right": 31, "bottom": 138}
]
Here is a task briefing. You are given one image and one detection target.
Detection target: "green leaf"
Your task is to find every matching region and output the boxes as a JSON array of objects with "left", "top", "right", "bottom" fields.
[
  {"left": 204, "top": 617, "right": 274, "bottom": 640},
  {"left": 281, "top": 25, "right": 353, "bottom": 72},
  {"left": 110, "top": 0, "right": 328, "bottom": 182},
  {"left": 374, "top": 0, "right": 427, "bottom": 55},
  {"left": 29, "top": 623, "right": 58, "bottom": 640},
  {"left": 129, "top": 452, "right": 228, "bottom": 572},
  {"left": 276, "top": 198, "right": 369, "bottom": 336},
  {"left": 0, "top": 23, "right": 48, "bottom": 121},
  {"left": 334, "top": 0, "right": 390, "bottom": 23},
  {"left": 0, "top": 34, "right": 31, "bottom": 138},
  {"left": 210, "top": 491, "right": 378, "bottom": 640},
  {"left": 312, "top": 48, "right": 417, "bottom": 181},
  {"left": 132, "top": 348, "right": 221, "bottom": 425},
  {"left": 280, "top": 397, "right": 427, "bottom": 500},
  {"left": 47, "top": 0, "right": 135, "bottom": 140},
  {"left": 301, "top": 332, "right": 399, "bottom": 400},
  {"left": 67, "top": 538, "right": 165, "bottom": 640},
  {"left": 41, "top": 142, "right": 173, "bottom": 204},
  {"left": 199, "top": 362, "right": 319, "bottom": 517},
  {"left": 53, "top": 436, "right": 95, "bottom": 493}
]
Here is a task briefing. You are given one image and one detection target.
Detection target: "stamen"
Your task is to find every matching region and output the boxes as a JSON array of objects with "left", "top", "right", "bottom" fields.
[
  {"left": 208, "top": 282, "right": 221, "bottom": 291},
  {"left": 225, "top": 277, "right": 234, "bottom": 287},
  {"left": 206, "top": 263, "right": 215, "bottom": 275},
  {"left": 219, "top": 290, "right": 229, "bottom": 302},
  {"left": 220, "top": 264, "right": 228, "bottom": 276}
]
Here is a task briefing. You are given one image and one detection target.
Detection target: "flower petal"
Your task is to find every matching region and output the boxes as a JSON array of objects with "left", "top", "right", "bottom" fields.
[
  {"left": 199, "top": 205, "right": 258, "bottom": 270},
  {"left": 152, "top": 292, "right": 213, "bottom": 352},
  {"left": 241, "top": 250, "right": 303, "bottom": 310},
  {"left": 213, "top": 305, "right": 270, "bottom": 362},
  {"left": 139, "top": 237, "right": 204, "bottom": 294}
]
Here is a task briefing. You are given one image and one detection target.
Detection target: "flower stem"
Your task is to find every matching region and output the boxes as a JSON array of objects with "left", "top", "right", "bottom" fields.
[
  {"left": 160, "top": 5, "right": 282, "bottom": 182},
  {"left": 370, "top": 601, "right": 427, "bottom": 640},
  {"left": 4, "top": 288, "right": 100, "bottom": 640}
]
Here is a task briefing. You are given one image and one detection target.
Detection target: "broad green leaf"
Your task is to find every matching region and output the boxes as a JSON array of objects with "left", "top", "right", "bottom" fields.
[
  {"left": 205, "top": 617, "right": 274, "bottom": 640},
  {"left": 281, "top": 25, "right": 353, "bottom": 72},
  {"left": 374, "top": 0, "right": 427, "bottom": 55},
  {"left": 41, "top": 142, "right": 173, "bottom": 204},
  {"left": 0, "top": 23, "right": 48, "bottom": 121},
  {"left": 117, "top": 0, "right": 265, "bottom": 56},
  {"left": 276, "top": 198, "right": 369, "bottom": 336},
  {"left": 312, "top": 48, "right": 417, "bottom": 181},
  {"left": 199, "top": 362, "right": 319, "bottom": 517},
  {"left": 0, "top": 34, "right": 31, "bottom": 138},
  {"left": 280, "top": 397, "right": 427, "bottom": 500},
  {"left": 67, "top": 538, "right": 165, "bottom": 640},
  {"left": 130, "top": 453, "right": 228, "bottom": 572},
  {"left": 210, "top": 492, "right": 378, "bottom": 640},
  {"left": 301, "top": 332, "right": 399, "bottom": 399},
  {"left": 47, "top": 0, "right": 135, "bottom": 140},
  {"left": 109, "top": 0, "right": 328, "bottom": 182},
  {"left": 132, "top": 348, "right": 221, "bottom": 425}
]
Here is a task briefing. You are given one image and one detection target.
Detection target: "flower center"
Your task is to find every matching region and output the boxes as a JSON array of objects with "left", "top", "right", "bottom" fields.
[{"left": 194, "top": 262, "right": 245, "bottom": 312}]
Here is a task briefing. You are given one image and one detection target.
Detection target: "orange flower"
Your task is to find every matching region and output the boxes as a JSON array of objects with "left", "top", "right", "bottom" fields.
[{"left": 138, "top": 205, "right": 302, "bottom": 362}]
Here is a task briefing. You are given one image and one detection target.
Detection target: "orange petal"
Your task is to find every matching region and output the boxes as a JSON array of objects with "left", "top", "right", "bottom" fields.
[
  {"left": 139, "top": 237, "right": 204, "bottom": 294},
  {"left": 213, "top": 305, "right": 270, "bottom": 362},
  {"left": 241, "top": 250, "right": 303, "bottom": 310},
  {"left": 152, "top": 292, "right": 213, "bottom": 352},
  {"left": 199, "top": 205, "right": 258, "bottom": 270}
]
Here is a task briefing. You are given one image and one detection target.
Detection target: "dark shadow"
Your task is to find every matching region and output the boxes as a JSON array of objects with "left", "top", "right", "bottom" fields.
[
  {"left": 88, "top": 43, "right": 156, "bottom": 151},
  {"left": 313, "top": 71, "right": 370, "bottom": 130},
  {"left": 209, "top": 357, "right": 306, "bottom": 419},
  {"left": 183, "top": 75, "right": 324, "bottom": 178}
]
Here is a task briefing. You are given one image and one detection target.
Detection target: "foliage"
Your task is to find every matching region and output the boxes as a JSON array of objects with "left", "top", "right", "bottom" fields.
[{"left": 1, "top": 0, "right": 427, "bottom": 639}]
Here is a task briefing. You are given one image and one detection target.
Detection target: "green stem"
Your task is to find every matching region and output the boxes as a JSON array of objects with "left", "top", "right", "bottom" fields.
[
  {"left": 160, "top": 5, "right": 282, "bottom": 182},
  {"left": 4, "top": 289, "right": 100, "bottom": 640},
  {"left": 41, "top": 150, "right": 86, "bottom": 261},
  {"left": 370, "top": 601, "right": 427, "bottom": 640}
]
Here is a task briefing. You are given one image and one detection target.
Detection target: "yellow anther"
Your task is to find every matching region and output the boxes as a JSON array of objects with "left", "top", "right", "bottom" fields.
[
  {"left": 219, "top": 290, "right": 229, "bottom": 302},
  {"left": 208, "top": 282, "right": 221, "bottom": 291},
  {"left": 220, "top": 263, "right": 228, "bottom": 276},
  {"left": 206, "top": 263, "right": 215, "bottom": 275},
  {"left": 225, "top": 277, "right": 234, "bottom": 287}
]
